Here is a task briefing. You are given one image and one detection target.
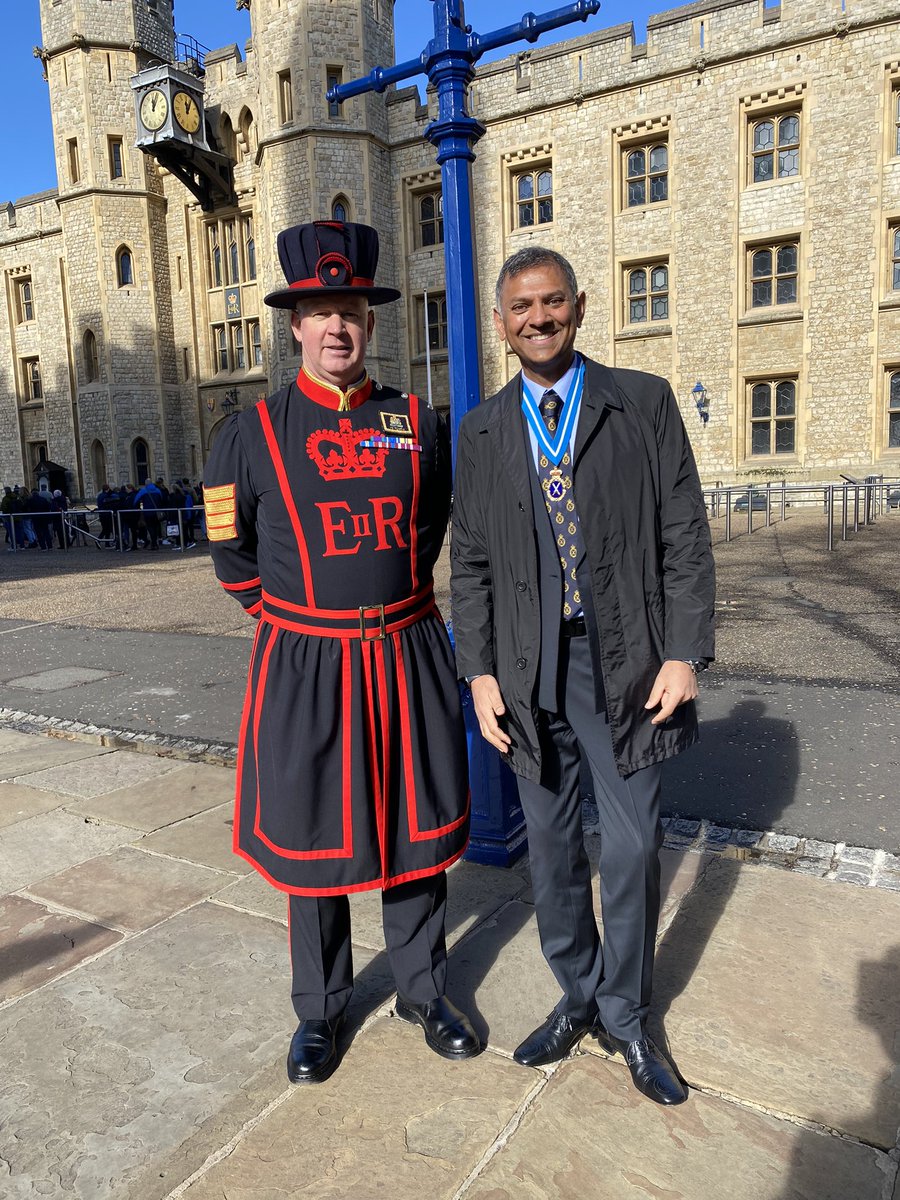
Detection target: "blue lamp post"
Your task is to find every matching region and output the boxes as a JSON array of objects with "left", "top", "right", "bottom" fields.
[
  {"left": 329, "top": 0, "right": 600, "bottom": 865},
  {"left": 328, "top": 0, "right": 600, "bottom": 453}
]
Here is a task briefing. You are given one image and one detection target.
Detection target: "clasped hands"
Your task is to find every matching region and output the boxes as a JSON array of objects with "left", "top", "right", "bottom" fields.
[{"left": 470, "top": 660, "right": 698, "bottom": 754}]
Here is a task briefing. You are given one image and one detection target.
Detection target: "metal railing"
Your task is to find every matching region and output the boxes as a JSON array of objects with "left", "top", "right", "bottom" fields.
[
  {"left": 703, "top": 476, "right": 899, "bottom": 549},
  {"left": 2, "top": 507, "right": 208, "bottom": 555}
]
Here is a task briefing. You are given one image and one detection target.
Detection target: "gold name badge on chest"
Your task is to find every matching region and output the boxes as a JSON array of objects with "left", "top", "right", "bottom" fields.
[{"left": 542, "top": 469, "right": 570, "bottom": 503}]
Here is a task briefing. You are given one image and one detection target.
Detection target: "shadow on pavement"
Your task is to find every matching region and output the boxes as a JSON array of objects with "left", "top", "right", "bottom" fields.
[
  {"left": 777, "top": 944, "right": 900, "bottom": 1199},
  {"left": 336, "top": 886, "right": 534, "bottom": 1051},
  {"left": 650, "top": 698, "right": 799, "bottom": 1071}
]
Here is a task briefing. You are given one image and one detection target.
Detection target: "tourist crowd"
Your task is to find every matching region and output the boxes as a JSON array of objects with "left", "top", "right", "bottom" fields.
[{"left": 1, "top": 479, "right": 208, "bottom": 552}]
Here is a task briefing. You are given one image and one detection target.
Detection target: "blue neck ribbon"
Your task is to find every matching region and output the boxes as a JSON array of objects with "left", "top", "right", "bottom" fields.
[{"left": 521, "top": 359, "right": 585, "bottom": 466}]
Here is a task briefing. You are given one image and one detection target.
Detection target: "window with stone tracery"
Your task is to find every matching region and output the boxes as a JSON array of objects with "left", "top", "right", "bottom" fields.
[
  {"left": 748, "top": 240, "right": 799, "bottom": 308},
  {"left": 513, "top": 167, "right": 553, "bottom": 228},
  {"left": 749, "top": 112, "right": 800, "bottom": 184},
  {"left": 624, "top": 141, "right": 668, "bottom": 208},
  {"left": 749, "top": 379, "right": 797, "bottom": 456},
  {"left": 626, "top": 263, "right": 669, "bottom": 325}
]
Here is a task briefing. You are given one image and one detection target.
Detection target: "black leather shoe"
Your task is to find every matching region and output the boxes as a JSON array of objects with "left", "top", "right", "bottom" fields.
[
  {"left": 513, "top": 1010, "right": 597, "bottom": 1067},
  {"left": 286, "top": 1015, "right": 343, "bottom": 1084},
  {"left": 594, "top": 1028, "right": 687, "bottom": 1105},
  {"left": 395, "top": 994, "right": 482, "bottom": 1059}
]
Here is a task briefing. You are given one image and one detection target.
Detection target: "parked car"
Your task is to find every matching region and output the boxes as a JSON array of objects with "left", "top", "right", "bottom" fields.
[
  {"left": 733, "top": 489, "right": 770, "bottom": 512},
  {"left": 888, "top": 489, "right": 900, "bottom": 509}
]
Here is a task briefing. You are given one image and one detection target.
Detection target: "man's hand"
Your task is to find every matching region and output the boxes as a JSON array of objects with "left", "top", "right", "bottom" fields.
[
  {"left": 644, "top": 660, "right": 698, "bottom": 726},
  {"left": 470, "top": 674, "right": 512, "bottom": 753}
]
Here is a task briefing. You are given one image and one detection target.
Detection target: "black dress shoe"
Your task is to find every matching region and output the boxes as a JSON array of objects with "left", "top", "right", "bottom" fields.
[
  {"left": 395, "top": 994, "right": 482, "bottom": 1059},
  {"left": 594, "top": 1028, "right": 687, "bottom": 1105},
  {"left": 513, "top": 1010, "right": 597, "bottom": 1067},
  {"left": 286, "top": 1015, "right": 343, "bottom": 1084}
]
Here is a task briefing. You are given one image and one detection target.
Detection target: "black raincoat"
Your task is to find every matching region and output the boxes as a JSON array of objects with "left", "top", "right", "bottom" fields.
[{"left": 451, "top": 356, "right": 715, "bottom": 781}]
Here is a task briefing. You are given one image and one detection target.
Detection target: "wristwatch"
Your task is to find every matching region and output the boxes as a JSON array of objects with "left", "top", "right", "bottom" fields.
[{"left": 682, "top": 659, "right": 709, "bottom": 675}]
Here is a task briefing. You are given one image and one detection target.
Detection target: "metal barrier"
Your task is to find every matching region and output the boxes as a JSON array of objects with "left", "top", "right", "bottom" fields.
[
  {"left": 3, "top": 506, "right": 207, "bottom": 554},
  {"left": 703, "top": 476, "right": 898, "bottom": 549}
]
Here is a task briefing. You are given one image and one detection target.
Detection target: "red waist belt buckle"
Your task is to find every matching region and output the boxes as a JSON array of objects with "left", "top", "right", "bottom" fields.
[{"left": 359, "top": 603, "right": 387, "bottom": 641}]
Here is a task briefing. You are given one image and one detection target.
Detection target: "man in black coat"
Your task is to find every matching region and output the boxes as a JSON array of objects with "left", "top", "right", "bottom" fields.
[{"left": 451, "top": 247, "right": 715, "bottom": 1106}]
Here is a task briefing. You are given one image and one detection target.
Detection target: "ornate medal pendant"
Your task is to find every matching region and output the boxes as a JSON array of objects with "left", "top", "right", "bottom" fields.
[{"left": 542, "top": 468, "right": 569, "bottom": 504}]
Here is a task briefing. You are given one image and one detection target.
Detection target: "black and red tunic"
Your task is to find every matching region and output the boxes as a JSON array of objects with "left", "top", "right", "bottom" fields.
[{"left": 205, "top": 369, "right": 469, "bottom": 895}]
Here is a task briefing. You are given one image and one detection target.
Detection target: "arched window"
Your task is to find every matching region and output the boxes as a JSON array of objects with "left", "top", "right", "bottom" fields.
[
  {"left": 117, "top": 246, "right": 134, "bottom": 287},
  {"left": 243, "top": 214, "right": 256, "bottom": 280},
  {"left": 91, "top": 440, "right": 107, "bottom": 490},
  {"left": 207, "top": 224, "right": 222, "bottom": 288},
  {"left": 226, "top": 219, "right": 240, "bottom": 283},
  {"left": 132, "top": 437, "right": 150, "bottom": 485},
  {"left": 332, "top": 195, "right": 350, "bottom": 223},
  {"left": 83, "top": 329, "right": 100, "bottom": 382},
  {"left": 750, "top": 113, "right": 800, "bottom": 184},
  {"left": 888, "top": 371, "right": 900, "bottom": 449},
  {"left": 627, "top": 264, "right": 668, "bottom": 323}
]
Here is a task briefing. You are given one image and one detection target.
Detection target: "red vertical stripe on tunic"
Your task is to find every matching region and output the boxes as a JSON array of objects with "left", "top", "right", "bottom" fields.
[
  {"left": 408, "top": 392, "right": 420, "bottom": 593},
  {"left": 252, "top": 627, "right": 280, "bottom": 849},
  {"left": 341, "top": 639, "right": 354, "bottom": 859},
  {"left": 257, "top": 399, "right": 316, "bottom": 606},
  {"left": 374, "top": 638, "right": 391, "bottom": 875},
  {"left": 234, "top": 619, "right": 264, "bottom": 854},
  {"left": 361, "top": 641, "right": 386, "bottom": 883},
  {"left": 393, "top": 631, "right": 420, "bottom": 840},
  {"left": 393, "top": 630, "right": 470, "bottom": 842}
]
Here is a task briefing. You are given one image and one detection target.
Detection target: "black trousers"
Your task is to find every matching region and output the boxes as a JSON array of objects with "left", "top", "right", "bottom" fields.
[
  {"left": 515, "top": 633, "right": 662, "bottom": 1042},
  {"left": 288, "top": 871, "right": 449, "bottom": 1020}
]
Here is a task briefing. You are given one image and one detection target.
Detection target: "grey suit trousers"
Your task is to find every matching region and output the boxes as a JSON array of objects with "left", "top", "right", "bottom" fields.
[{"left": 515, "top": 632, "right": 663, "bottom": 1042}]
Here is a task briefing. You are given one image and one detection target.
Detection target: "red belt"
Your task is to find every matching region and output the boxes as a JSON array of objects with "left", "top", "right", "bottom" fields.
[{"left": 260, "top": 584, "right": 436, "bottom": 640}]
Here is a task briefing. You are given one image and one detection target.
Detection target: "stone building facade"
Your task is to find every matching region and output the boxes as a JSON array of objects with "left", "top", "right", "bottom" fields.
[{"left": 2, "top": 0, "right": 900, "bottom": 496}]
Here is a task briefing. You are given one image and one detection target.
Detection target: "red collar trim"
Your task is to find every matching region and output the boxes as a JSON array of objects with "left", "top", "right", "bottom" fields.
[{"left": 296, "top": 366, "right": 373, "bottom": 410}]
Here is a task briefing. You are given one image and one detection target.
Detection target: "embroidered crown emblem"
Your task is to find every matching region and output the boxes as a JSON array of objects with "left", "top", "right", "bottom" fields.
[{"left": 306, "top": 418, "right": 388, "bottom": 481}]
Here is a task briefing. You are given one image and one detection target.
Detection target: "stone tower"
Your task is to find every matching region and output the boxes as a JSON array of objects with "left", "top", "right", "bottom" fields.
[
  {"left": 38, "top": 0, "right": 187, "bottom": 493},
  {"left": 246, "top": 0, "right": 400, "bottom": 386}
]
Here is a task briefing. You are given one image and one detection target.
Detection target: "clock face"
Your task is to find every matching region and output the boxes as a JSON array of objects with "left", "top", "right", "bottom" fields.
[
  {"left": 173, "top": 91, "right": 201, "bottom": 134},
  {"left": 140, "top": 88, "right": 169, "bottom": 131}
]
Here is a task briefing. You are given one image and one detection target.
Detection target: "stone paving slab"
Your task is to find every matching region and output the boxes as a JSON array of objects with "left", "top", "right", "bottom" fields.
[
  {"left": 0, "top": 893, "right": 123, "bottom": 1003},
  {"left": 25, "top": 846, "right": 232, "bottom": 932},
  {"left": 180, "top": 1016, "right": 533, "bottom": 1200},
  {"left": 66, "top": 762, "right": 236, "bottom": 831},
  {"left": 0, "top": 903, "right": 290, "bottom": 1200},
  {"left": 6, "top": 666, "right": 116, "bottom": 691},
  {"left": 15, "top": 748, "right": 183, "bottom": 798},
  {"left": 0, "top": 780, "right": 67, "bottom": 828},
  {"left": 438, "top": 899, "right": 561, "bottom": 1052},
  {"left": 0, "top": 736, "right": 109, "bottom": 780},
  {"left": 647, "top": 857, "right": 900, "bottom": 1149},
  {"left": 0, "top": 809, "right": 135, "bottom": 895},
  {"left": 465, "top": 1054, "right": 893, "bottom": 1200},
  {"left": 136, "top": 803, "right": 252, "bottom": 876},
  {"left": 0, "top": 729, "right": 47, "bottom": 753}
]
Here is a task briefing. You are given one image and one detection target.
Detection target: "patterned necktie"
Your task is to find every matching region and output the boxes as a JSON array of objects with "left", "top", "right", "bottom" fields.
[{"left": 538, "top": 390, "right": 585, "bottom": 618}]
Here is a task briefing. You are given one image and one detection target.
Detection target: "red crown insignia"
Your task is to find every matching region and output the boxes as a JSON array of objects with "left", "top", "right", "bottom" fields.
[{"left": 306, "top": 419, "right": 388, "bottom": 481}]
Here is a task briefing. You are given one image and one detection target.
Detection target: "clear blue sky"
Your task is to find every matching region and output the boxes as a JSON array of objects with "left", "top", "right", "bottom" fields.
[{"left": 2, "top": 0, "right": 658, "bottom": 204}]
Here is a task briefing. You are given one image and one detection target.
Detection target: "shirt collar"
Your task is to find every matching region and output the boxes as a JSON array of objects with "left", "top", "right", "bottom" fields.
[{"left": 520, "top": 353, "right": 582, "bottom": 412}]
